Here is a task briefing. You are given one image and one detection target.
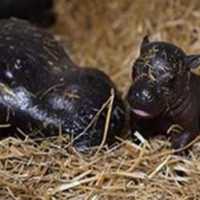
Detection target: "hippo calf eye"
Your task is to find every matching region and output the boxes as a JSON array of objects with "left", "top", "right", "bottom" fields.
[
  {"left": 158, "top": 73, "right": 174, "bottom": 84},
  {"left": 5, "top": 70, "right": 14, "bottom": 79}
]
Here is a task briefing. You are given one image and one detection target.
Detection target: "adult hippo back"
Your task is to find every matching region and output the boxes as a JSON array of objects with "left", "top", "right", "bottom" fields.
[
  {"left": 0, "top": 18, "right": 74, "bottom": 93},
  {"left": 0, "top": 18, "right": 75, "bottom": 137}
]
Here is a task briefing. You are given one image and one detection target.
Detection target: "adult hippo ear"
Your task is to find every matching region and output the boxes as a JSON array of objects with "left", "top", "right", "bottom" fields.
[{"left": 185, "top": 54, "right": 200, "bottom": 70}]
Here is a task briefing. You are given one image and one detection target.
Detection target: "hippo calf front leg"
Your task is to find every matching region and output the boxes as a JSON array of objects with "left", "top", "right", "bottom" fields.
[
  {"left": 170, "top": 129, "right": 198, "bottom": 149},
  {"left": 169, "top": 105, "right": 199, "bottom": 149}
]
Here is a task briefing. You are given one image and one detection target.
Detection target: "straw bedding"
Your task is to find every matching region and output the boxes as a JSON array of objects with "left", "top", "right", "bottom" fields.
[{"left": 1, "top": 0, "right": 200, "bottom": 199}]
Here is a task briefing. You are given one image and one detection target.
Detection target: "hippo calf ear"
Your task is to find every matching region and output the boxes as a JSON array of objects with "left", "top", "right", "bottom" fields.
[
  {"left": 185, "top": 54, "right": 200, "bottom": 69},
  {"left": 141, "top": 35, "right": 150, "bottom": 48},
  {"left": 140, "top": 35, "right": 150, "bottom": 54}
]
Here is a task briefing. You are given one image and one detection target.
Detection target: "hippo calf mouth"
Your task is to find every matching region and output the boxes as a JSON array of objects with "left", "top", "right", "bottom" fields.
[{"left": 131, "top": 108, "right": 152, "bottom": 118}]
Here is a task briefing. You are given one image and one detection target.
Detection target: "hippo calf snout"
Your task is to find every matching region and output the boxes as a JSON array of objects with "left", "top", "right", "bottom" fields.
[{"left": 127, "top": 77, "right": 163, "bottom": 118}]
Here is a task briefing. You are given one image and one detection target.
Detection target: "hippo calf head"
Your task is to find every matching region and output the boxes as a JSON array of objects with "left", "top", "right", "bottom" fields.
[{"left": 127, "top": 36, "right": 200, "bottom": 119}]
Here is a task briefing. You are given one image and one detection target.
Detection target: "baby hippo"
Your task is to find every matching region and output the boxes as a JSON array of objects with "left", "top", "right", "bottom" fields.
[{"left": 127, "top": 36, "right": 200, "bottom": 149}]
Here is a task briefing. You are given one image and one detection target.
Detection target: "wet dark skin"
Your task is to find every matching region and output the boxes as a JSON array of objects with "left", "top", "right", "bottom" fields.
[
  {"left": 0, "top": 18, "right": 126, "bottom": 152},
  {"left": 0, "top": 18, "right": 75, "bottom": 137},
  {"left": 45, "top": 68, "right": 126, "bottom": 151},
  {"left": 127, "top": 36, "right": 200, "bottom": 149}
]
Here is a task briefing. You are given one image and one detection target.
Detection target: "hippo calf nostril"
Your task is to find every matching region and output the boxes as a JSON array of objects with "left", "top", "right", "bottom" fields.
[{"left": 141, "top": 89, "right": 153, "bottom": 102}]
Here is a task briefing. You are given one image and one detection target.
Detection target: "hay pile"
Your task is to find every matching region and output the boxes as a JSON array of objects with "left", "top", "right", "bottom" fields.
[{"left": 1, "top": 0, "right": 200, "bottom": 199}]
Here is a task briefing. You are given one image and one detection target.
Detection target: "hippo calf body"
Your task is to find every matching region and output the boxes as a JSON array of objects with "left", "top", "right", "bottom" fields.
[{"left": 127, "top": 36, "right": 200, "bottom": 149}]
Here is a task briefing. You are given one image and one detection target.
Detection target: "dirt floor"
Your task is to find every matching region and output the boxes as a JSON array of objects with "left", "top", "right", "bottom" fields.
[{"left": 1, "top": 0, "right": 200, "bottom": 199}]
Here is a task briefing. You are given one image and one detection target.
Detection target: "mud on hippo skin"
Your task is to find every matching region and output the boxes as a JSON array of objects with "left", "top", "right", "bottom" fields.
[{"left": 127, "top": 36, "right": 200, "bottom": 149}]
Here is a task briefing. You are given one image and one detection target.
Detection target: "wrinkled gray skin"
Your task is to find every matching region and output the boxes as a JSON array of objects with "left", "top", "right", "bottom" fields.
[
  {"left": 127, "top": 36, "right": 200, "bottom": 149},
  {"left": 0, "top": 18, "right": 126, "bottom": 152}
]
